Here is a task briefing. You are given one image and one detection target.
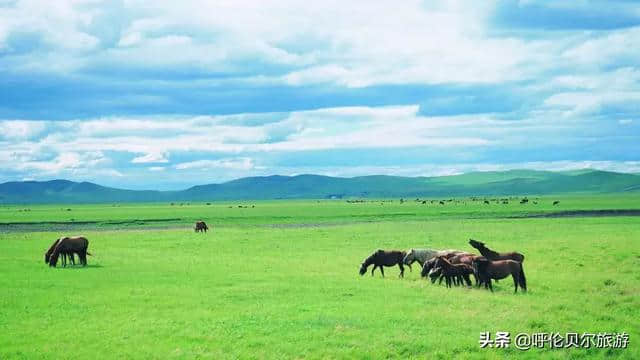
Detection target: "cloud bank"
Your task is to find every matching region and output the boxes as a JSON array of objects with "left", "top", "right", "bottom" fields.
[{"left": 1, "top": 0, "right": 638, "bottom": 189}]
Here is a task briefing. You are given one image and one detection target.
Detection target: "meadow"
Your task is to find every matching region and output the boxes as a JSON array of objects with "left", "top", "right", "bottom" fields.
[{"left": 1, "top": 195, "right": 639, "bottom": 359}]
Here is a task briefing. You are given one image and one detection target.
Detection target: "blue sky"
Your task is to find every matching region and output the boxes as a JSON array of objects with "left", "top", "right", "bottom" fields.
[{"left": 1, "top": 0, "right": 639, "bottom": 190}]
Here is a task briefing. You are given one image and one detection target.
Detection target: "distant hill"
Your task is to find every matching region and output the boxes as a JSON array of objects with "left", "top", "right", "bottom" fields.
[{"left": 1, "top": 170, "right": 639, "bottom": 203}]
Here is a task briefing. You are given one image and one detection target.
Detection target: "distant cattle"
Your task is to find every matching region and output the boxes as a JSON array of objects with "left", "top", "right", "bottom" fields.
[
  {"left": 439, "top": 201, "right": 445, "bottom": 205},
  {"left": 520, "top": 198, "right": 529, "bottom": 204},
  {"left": 483, "top": 200, "right": 490, "bottom": 205},
  {"left": 194, "top": 221, "right": 209, "bottom": 233},
  {"left": 553, "top": 200, "right": 560, "bottom": 206}
]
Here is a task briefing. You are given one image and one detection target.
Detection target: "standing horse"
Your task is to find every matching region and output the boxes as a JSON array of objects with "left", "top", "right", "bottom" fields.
[
  {"left": 468, "top": 239, "right": 525, "bottom": 263},
  {"left": 49, "top": 236, "right": 90, "bottom": 267},
  {"left": 44, "top": 238, "right": 76, "bottom": 267},
  {"left": 194, "top": 221, "right": 209, "bottom": 233},
  {"left": 434, "top": 256, "right": 474, "bottom": 287},
  {"left": 472, "top": 258, "right": 527, "bottom": 293},
  {"left": 359, "top": 250, "right": 411, "bottom": 278},
  {"left": 403, "top": 249, "right": 464, "bottom": 267},
  {"left": 420, "top": 253, "right": 478, "bottom": 285}
]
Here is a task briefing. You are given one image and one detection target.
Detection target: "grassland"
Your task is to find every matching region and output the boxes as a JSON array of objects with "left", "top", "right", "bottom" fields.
[{"left": 1, "top": 195, "right": 639, "bottom": 359}]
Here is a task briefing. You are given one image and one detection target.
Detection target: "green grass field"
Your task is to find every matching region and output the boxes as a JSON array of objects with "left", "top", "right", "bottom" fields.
[{"left": 1, "top": 196, "right": 639, "bottom": 359}]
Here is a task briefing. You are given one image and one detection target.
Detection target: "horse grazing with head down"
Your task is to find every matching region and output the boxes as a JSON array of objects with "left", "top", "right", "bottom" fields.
[
  {"left": 45, "top": 238, "right": 77, "bottom": 267},
  {"left": 472, "top": 258, "right": 527, "bottom": 293},
  {"left": 194, "top": 221, "right": 209, "bottom": 233},
  {"left": 403, "top": 249, "right": 464, "bottom": 267},
  {"left": 468, "top": 239, "right": 524, "bottom": 263},
  {"left": 49, "top": 236, "right": 91, "bottom": 267},
  {"left": 359, "top": 250, "right": 411, "bottom": 278}
]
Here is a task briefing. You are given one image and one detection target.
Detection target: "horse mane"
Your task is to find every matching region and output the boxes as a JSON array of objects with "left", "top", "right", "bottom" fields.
[
  {"left": 46, "top": 238, "right": 61, "bottom": 256},
  {"left": 437, "top": 255, "right": 451, "bottom": 264},
  {"left": 50, "top": 237, "right": 68, "bottom": 266},
  {"left": 362, "top": 250, "right": 381, "bottom": 266},
  {"left": 471, "top": 240, "right": 500, "bottom": 258}
]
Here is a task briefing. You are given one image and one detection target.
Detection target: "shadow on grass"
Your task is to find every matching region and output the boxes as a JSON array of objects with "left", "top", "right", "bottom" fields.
[{"left": 50, "top": 264, "right": 103, "bottom": 269}]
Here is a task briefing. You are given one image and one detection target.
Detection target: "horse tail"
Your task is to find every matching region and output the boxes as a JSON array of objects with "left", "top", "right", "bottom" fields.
[{"left": 519, "top": 263, "right": 527, "bottom": 291}]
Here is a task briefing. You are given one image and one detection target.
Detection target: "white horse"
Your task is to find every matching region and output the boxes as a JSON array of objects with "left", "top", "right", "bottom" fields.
[{"left": 402, "top": 248, "right": 464, "bottom": 267}]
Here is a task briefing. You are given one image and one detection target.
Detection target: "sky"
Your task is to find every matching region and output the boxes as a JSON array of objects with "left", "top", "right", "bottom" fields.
[{"left": 1, "top": 0, "right": 639, "bottom": 190}]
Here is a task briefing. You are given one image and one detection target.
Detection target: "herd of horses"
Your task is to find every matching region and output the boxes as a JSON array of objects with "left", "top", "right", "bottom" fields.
[
  {"left": 359, "top": 239, "right": 527, "bottom": 293},
  {"left": 44, "top": 221, "right": 525, "bottom": 294}
]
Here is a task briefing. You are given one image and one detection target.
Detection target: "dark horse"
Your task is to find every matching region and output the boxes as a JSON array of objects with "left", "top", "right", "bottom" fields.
[
  {"left": 434, "top": 256, "right": 474, "bottom": 287},
  {"left": 49, "top": 236, "right": 90, "bottom": 267},
  {"left": 195, "top": 221, "right": 209, "bottom": 233},
  {"left": 468, "top": 239, "right": 525, "bottom": 263},
  {"left": 45, "top": 238, "right": 76, "bottom": 267},
  {"left": 359, "top": 250, "right": 411, "bottom": 278},
  {"left": 472, "top": 258, "right": 527, "bottom": 293}
]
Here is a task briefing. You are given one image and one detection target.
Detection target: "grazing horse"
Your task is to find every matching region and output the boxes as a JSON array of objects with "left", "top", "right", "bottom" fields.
[
  {"left": 472, "top": 258, "right": 527, "bottom": 293},
  {"left": 49, "top": 236, "right": 90, "bottom": 267},
  {"left": 420, "top": 257, "right": 439, "bottom": 278},
  {"left": 421, "top": 259, "right": 452, "bottom": 285},
  {"left": 194, "top": 221, "right": 209, "bottom": 233},
  {"left": 403, "top": 249, "right": 464, "bottom": 267},
  {"left": 468, "top": 239, "right": 525, "bottom": 263},
  {"left": 434, "top": 256, "right": 474, "bottom": 287},
  {"left": 45, "top": 238, "right": 76, "bottom": 267},
  {"left": 359, "top": 250, "right": 411, "bottom": 278}
]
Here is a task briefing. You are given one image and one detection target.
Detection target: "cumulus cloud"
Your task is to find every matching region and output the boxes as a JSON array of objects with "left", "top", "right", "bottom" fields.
[{"left": 0, "top": 1, "right": 639, "bottom": 188}]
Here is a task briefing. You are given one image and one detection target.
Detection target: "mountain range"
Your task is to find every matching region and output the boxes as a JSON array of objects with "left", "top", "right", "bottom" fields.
[{"left": 1, "top": 169, "right": 639, "bottom": 204}]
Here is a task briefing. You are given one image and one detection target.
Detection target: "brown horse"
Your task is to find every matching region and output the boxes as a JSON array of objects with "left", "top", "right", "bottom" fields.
[
  {"left": 49, "top": 236, "right": 90, "bottom": 267},
  {"left": 44, "top": 238, "right": 76, "bottom": 267},
  {"left": 194, "top": 221, "right": 209, "bottom": 233},
  {"left": 434, "top": 256, "right": 474, "bottom": 287},
  {"left": 359, "top": 250, "right": 411, "bottom": 278},
  {"left": 472, "top": 258, "right": 527, "bottom": 293},
  {"left": 422, "top": 259, "right": 457, "bottom": 285},
  {"left": 420, "top": 252, "right": 467, "bottom": 278},
  {"left": 468, "top": 239, "right": 524, "bottom": 263}
]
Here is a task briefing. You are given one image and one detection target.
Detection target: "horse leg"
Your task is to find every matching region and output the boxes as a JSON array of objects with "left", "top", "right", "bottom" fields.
[
  {"left": 488, "top": 279, "right": 493, "bottom": 292},
  {"left": 81, "top": 250, "right": 87, "bottom": 266},
  {"left": 512, "top": 273, "right": 519, "bottom": 293},
  {"left": 379, "top": 266, "right": 385, "bottom": 278},
  {"left": 398, "top": 263, "right": 404, "bottom": 278},
  {"left": 464, "top": 274, "right": 472, "bottom": 287},
  {"left": 371, "top": 265, "right": 377, "bottom": 276}
]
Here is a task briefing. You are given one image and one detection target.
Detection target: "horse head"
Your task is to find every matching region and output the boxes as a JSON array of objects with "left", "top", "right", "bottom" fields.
[
  {"left": 402, "top": 249, "right": 415, "bottom": 265},
  {"left": 429, "top": 267, "right": 442, "bottom": 283},
  {"left": 469, "top": 239, "right": 484, "bottom": 249},
  {"left": 359, "top": 263, "right": 367, "bottom": 276}
]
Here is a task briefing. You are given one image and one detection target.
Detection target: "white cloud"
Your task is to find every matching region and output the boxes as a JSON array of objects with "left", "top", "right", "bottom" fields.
[
  {"left": 131, "top": 152, "right": 168, "bottom": 164},
  {"left": 0, "top": 0, "right": 559, "bottom": 86},
  {"left": 175, "top": 157, "right": 255, "bottom": 171},
  {"left": 0, "top": 120, "right": 47, "bottom": 139}
]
